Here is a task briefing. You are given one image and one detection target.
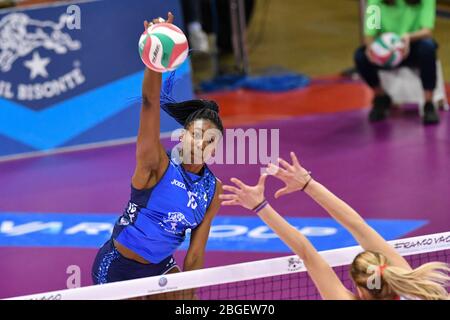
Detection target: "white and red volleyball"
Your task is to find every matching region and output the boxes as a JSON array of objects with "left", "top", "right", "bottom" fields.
[
  {"left": 138, "top": 22, "right": 189, "bottom": 72},
  {"left": 369, "top": 32, "right": 405, "bottom": 68}
]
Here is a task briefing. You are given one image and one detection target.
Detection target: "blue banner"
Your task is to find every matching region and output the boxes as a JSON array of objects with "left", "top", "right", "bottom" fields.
[
  {"left": 0, "top": 0, "right": 191, "bottom": 157},
  {"left": 0, "top": 212, "right": 427, "bottom": 252}
]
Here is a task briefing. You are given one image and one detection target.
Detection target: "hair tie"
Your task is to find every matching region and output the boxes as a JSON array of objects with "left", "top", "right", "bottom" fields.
[{"left": 379, "top": 264, "right": 388, "bottom": 277}]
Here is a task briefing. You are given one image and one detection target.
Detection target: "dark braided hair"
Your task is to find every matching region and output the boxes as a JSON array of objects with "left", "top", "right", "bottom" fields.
[
  {"left": 185, "top": 102, "right": 223, "bottom": 133},
  {"left": 160, "top": 72, "right": 223, "bottom": 133},
  {"left": 162, "top": 99, "right": 223, "bottom": 133}
]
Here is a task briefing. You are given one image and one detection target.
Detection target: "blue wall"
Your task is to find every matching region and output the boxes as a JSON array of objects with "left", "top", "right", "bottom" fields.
[{"left": 0, "top": 0, "right": 191, "bottom": 157}]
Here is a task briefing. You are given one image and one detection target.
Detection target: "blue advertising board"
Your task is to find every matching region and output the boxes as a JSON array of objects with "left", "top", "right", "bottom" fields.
[
  {"left": 0, "top": 212, "right": 427, "bottom": 253},
  {"left": 0, "top": 0, "right": 191, "bottom": 158}
]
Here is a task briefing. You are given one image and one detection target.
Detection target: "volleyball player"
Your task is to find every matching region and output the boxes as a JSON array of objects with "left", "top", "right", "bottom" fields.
[
  {"left": 220, "top": 151, "right": 449, "bottom": 300},
  {"left": 92, "top": 13, "right": 223, "bottom": 299}
]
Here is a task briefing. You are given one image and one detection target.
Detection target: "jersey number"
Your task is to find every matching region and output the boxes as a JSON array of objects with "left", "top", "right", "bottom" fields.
[{"left": 187, "top": 191, "right": 198, "bottom": 210}]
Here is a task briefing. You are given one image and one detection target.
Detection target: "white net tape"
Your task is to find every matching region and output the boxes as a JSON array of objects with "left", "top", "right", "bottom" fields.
[{"left": 6, "top": 231, "right": 450, "bottom": 300}]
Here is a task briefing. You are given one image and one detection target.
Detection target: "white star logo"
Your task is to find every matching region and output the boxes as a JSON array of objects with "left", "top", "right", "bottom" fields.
[{"left": 23, "top": 52, "right": 50, "bottom": 80}]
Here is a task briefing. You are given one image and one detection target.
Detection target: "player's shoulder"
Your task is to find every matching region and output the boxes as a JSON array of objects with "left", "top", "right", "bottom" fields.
[
  {"left": 211, "top": 179, "right": 223, "bottom": 208},
  {"left": 214, "top": 177, "right": 223, "bottom": 192}
]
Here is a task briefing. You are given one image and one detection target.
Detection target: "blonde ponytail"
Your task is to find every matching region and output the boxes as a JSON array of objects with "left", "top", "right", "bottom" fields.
[
  {"left": 350, "top": 251, "right": 450, "bottom": 300},
  {"left": 383, "top": 262, "right": 449, "bottom": 300}
]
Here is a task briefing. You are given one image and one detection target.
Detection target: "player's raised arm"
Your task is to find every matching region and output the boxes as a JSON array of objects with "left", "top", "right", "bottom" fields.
[
  {"left": 132, "top": 13, "right": 174, "bottom": 189},
  {"left": 219, "top": 175, "right": 354, "bottom": 300},
  {"left": 271, "top": 152, "right": 412, "bottom": 271}
]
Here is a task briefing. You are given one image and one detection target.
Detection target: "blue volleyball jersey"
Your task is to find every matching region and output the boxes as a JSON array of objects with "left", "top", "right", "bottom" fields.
[{"left": 112, "top": 156, "right": 217, "bottom": 264}]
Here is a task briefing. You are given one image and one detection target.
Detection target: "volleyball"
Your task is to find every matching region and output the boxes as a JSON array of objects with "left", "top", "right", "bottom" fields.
[
  {"left": 369, "top": 32, "right": 405, "bottom": 68},
  {"left": 138, "top": 22, "right": 189, "bottom": 72}
]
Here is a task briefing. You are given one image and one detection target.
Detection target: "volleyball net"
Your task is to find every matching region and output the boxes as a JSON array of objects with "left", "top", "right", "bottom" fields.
[{"left": 7, "top": 231, "right": 450, "bottom": 300}]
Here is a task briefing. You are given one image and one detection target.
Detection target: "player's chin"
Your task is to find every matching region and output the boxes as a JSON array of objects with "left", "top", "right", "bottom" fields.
[
  {"left": 195, "top": 155, "right": 208, "bottom": 165},
  {"left": 200, "top": 152, "right": 215, "bottom": 164},
  {"left": 185, "top": 153, "right": 205, "bottom": 165}
]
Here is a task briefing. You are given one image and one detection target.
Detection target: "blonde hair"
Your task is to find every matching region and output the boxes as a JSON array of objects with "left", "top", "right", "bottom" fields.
[{"left": 350, "top": 251, "right": 450, "bottom": 300}]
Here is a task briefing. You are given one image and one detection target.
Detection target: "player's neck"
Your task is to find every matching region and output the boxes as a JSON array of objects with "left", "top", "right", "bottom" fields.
[{"left": 182, "top": 163, "right": 204, "bottom": 175}]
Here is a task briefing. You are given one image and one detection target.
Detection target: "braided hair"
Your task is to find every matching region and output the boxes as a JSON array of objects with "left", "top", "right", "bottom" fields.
[{"left": 160, "top": 72, "right": 223, "bottom": 133}]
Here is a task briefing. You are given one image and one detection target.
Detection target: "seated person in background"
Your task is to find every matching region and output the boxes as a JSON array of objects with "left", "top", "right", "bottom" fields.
[{"left": 354, "top": 0, "right": 440, "bottom": 125}]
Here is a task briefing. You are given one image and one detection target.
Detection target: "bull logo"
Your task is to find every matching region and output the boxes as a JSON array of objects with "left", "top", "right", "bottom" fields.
[
  {"left": 0, "top": 12, "right": 81, "bottom": 73},
  {"left": 162, "top": 212, "right": 196, "bottom": 231}
]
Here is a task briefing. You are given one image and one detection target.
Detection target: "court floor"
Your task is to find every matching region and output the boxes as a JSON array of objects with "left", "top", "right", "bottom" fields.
[{"left": 0, "top": 79, "right": 449, "bottom": 298}]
